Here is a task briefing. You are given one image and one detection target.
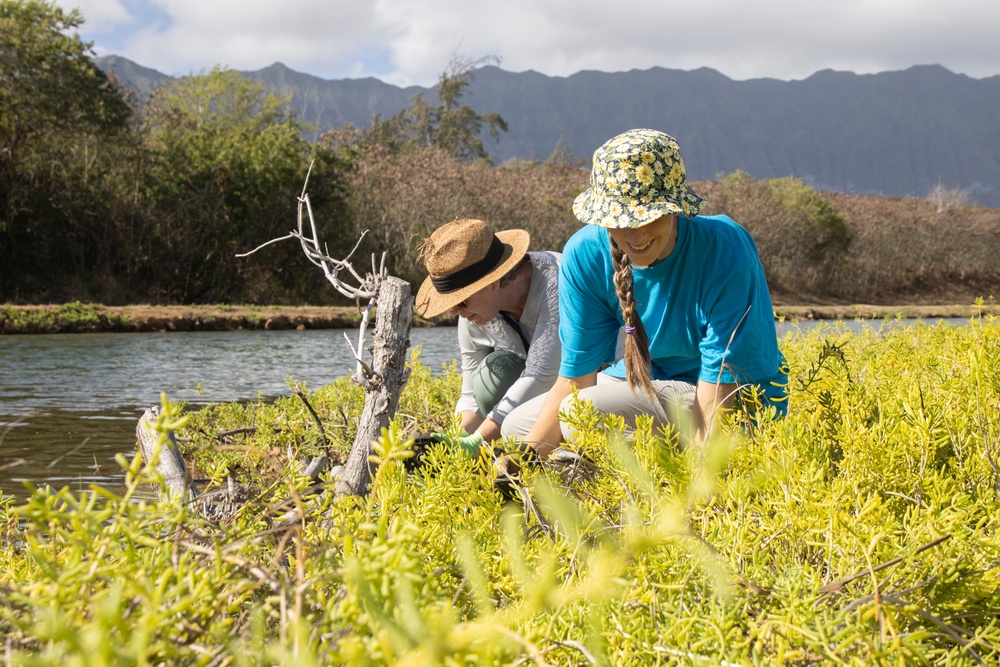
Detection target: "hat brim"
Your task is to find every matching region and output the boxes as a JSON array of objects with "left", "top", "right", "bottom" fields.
[
  {"left": 572, "top": 186, "right": 705, "bottom": 229},
  {"left": 415, "top": 229, "right": 531, "bottom": 318}
]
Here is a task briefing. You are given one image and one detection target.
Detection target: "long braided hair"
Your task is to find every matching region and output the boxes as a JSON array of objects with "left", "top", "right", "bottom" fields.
[{"left": 610, "top": 238, "right": 656, "bottom": 397}]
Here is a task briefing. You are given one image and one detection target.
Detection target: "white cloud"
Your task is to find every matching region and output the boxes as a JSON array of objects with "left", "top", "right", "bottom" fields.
[
  {"left": 62, "top": 0, "right": 132, "bottom": 29},
  {"left": 116, "top": 0, "right": 390, "bottom": 76},
  {"left": 54, "top": 0, "right": 1000, "bottom": 85}
]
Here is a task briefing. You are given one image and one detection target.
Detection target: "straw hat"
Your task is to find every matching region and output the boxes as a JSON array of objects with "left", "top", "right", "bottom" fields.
[
  {"left": 415, "top": 219, "right": 530, "bottom": 318},
  {"left": 573, "top": 128, "right": 706, "bottom": 229}
]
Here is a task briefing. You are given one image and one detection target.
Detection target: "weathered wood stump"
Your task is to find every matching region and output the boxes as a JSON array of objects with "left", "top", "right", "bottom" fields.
[
  {"left": 136, "top": 407, "right": 249, "bottom": 521},
  {"left": 334, "top": 275, "right": 413, "bottom": 496},
  {"left": 136, "top": 275, "right": 413, "bottom": 516},
  {"left": 136, "top": 405, "right": 197, "bottom": 504}
]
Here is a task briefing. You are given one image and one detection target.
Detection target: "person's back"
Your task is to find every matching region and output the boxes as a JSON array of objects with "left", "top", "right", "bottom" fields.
[
  {"left": 456, "top": 251, "right": 561, "bottom": 426},
  {"left": 415, "top": 219, "right": 562, "bottom": 450}
]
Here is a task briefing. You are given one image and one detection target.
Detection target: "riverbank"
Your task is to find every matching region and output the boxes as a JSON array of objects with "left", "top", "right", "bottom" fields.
[
  {"left": 0, "top": 302, "right": 457, "bottom": 334},
  {"left": 2, "top": 301, "right": 998, "bottom": 335}
]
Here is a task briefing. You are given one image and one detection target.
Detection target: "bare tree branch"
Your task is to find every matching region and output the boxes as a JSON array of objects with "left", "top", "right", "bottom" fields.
[
  {"left": 236, "top": 161, "right": 413, "bottom": 498},
  {"left": 237, "top": 160, "right": 384, "bottom": 303}
]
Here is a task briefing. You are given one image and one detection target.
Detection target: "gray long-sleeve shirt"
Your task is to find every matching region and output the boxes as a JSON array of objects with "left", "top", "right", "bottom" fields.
[{"left": 456, "top": 251, "right": 561, "bottom": 424}]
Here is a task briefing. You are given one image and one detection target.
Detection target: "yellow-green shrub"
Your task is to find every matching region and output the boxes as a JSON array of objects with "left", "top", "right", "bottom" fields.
[{"left": 2, "top": 320, "right": 999, "bottom": 665}]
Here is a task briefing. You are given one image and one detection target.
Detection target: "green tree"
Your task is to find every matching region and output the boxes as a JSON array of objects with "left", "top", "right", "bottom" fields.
[
  {"left": 0, "top": 1, "right": 129, "bottom": 159},
  {"left": 365, "top": 54, "right": 508, "bottom": 161},
  {"left": 0, "top": 0, "right": 133, "bottom": 301},
  {"left": 139, "top": 67, "right": 348, "bottom": 303}
]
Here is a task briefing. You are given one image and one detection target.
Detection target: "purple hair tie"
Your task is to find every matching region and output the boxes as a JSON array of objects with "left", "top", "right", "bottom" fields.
[{"left": 624, "top": 325, "right": 637, "bottom": 334}]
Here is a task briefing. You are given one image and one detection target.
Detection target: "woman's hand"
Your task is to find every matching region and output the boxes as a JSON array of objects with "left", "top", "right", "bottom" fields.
[
  {"left": 430, "top": 430, "right": 485, "bottom": 456},
  {"left": 522, "top": 372, "right": 597, "bottom": 458}
]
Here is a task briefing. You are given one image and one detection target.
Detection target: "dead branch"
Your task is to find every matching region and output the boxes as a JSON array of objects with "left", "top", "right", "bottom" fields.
[
  {"left": 817, "top": 534, "right": 952, "bottom": 598},
  {"left": 237, "top": 163, "right": 413, "bottom": 497},
  {"left": 140, "top": 163, "right": 414, "bottom": 516},
  {"left": 236, "top": 161, "right": 387, "bottom": 383},
  {"left": 237, "top": 161, "right": 384, "bottom": 302}
]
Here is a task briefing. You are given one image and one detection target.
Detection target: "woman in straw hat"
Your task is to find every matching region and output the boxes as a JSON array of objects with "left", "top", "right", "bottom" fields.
[
  {"left": 415, "top": 218, "right": 562, "bottom": 452},
  {"left": 502, "top": 128, "right": 788, "bottom": 456}
]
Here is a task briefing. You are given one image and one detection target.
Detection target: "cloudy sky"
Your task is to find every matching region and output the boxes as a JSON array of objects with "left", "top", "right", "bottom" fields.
[{"left": 56, "top": 0, "right": 1000, "bottom": 87}]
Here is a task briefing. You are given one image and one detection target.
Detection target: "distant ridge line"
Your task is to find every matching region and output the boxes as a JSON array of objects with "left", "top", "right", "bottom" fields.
[{"left": 96, "top": 56, "right": 1000, "bottom": 207}]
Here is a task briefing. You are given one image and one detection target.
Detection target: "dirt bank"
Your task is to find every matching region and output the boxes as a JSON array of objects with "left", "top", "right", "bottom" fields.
[
  {"left": 771, "top": 303, "right": 1000, "bottom": 321},
  {"left": 2, "top": 302, "right": 997, "bottom": 335},
  {"left": 0, "top": 303, "right": 448, "bottom": 334}
]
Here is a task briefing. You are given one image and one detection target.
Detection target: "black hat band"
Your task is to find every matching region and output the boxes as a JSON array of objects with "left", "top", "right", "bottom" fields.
[{"left": 430, "top": 236, "right": 506, "bottom": 294}]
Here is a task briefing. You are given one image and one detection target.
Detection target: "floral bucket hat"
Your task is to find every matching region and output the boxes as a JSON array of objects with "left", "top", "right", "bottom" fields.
[{"left": 572, "top": 128, "right": 706, "bottom": 229}]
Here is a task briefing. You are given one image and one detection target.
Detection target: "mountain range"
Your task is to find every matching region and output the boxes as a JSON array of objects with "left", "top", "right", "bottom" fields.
[{"left": 96, "top": 56, "right": 1000, "bottom": 207}]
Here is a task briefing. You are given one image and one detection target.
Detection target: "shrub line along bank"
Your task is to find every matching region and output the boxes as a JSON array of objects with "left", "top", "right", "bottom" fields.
[
  {"left": 0, "top": 303, "right": 436, "bottom": 334},
  {"left": 3, "top": 302, "right": 1000, "bottom": 335}
]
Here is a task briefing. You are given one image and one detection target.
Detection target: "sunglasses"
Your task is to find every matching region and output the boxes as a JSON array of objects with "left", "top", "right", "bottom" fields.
[{"left": 455, "top": 300, "right": 468, "bottom": 309}]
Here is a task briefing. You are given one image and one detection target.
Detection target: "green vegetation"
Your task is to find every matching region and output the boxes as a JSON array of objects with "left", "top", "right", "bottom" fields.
[
  {"left": 0, "top": 0, "right": 132, "bottom": 300},
  {"left": 3, "top": 2, "right": 999, "bottom": 308},
  {"left": 363, "top": 54, "right": 509, "bottom": 161},
  {"left": 138, "top": 67, "right": 346, "bottom": 302},
  {"left": 0, "top": 301, "right": 132, "bottom": 333},
  {"left": 0, "top": 0, "right": 346, "bottom": 305},
  {"left": 2, "top": 321, "right": 999, "bottom": 664},
  {"left": 0, "top": 303, "right": 375, "bottom": 334}
]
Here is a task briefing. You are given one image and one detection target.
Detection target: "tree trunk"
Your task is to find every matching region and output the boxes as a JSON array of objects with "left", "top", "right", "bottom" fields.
[{"left": 335, "top": 276, "right": 414, "bottom": 497}]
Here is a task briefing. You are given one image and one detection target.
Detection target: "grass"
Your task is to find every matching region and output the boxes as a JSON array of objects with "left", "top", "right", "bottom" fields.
[
  {"left": 1, "top": 320, "right": 999, "bottom": 664},
  {"left": 0, "top": 301, "right": 134, "bottom": 334},
  {"left": 0, "top": 303, "right": 368, "bottom": 334}
]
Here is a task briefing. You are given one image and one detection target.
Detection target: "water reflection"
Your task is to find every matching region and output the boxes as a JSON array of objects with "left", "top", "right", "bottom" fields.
[
  {"left": 0, "top": 409, "right": 141, "bottom": 499},
  {"left": 0, "top": 327, "right": 460, "bottom": 416}
]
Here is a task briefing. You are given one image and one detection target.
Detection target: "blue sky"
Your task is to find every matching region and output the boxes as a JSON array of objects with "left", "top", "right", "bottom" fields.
[{"left": 55, "top": 0, "right": 1000, "bottom": 87}]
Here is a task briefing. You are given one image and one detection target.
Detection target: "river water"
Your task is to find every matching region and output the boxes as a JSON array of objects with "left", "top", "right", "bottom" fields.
[
  {"left": 0, "top": 319, "right": 970, "bottom": 501},
  {"left": 0, "top": 327, "right": 459, "bottom": 501}
]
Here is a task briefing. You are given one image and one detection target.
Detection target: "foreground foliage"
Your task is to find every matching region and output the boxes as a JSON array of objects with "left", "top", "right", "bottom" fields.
[{"left": 2, "top": 320, "right": 1000, "bottom": 665}]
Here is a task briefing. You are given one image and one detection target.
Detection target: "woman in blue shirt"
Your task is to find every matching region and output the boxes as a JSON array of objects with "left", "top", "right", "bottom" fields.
[{"left": 501, "top": 128, "right": 787, "bottom": 456}]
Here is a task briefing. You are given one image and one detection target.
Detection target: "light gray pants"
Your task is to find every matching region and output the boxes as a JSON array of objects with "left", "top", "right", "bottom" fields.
[{"left": 500, "top": 372, "right": 696, "bottom": 440}]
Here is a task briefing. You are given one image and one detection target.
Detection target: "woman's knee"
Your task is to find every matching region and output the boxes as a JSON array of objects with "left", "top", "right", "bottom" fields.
[{"left": 474, "top": 350, "right": 525, "bottom": 417}]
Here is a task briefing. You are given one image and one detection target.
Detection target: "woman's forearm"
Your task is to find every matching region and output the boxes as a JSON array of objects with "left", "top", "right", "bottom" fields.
[
  {"left": 461, "top": 411, "right": 483, "bottom": 433},
  {"left": 693, "top": 380, "right": 737, "bottom": 445},
  {"left": 523, "top": 373, "right": 596, "bottom": 457}
]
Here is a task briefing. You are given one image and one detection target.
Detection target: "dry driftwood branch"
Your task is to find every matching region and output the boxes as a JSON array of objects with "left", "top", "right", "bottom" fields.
[
  {"left": 237, "top": 163, "right": 413, "bottom": 498},
  {"left": 140, "top": 163, "right": 414, "bottom": 513}
]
